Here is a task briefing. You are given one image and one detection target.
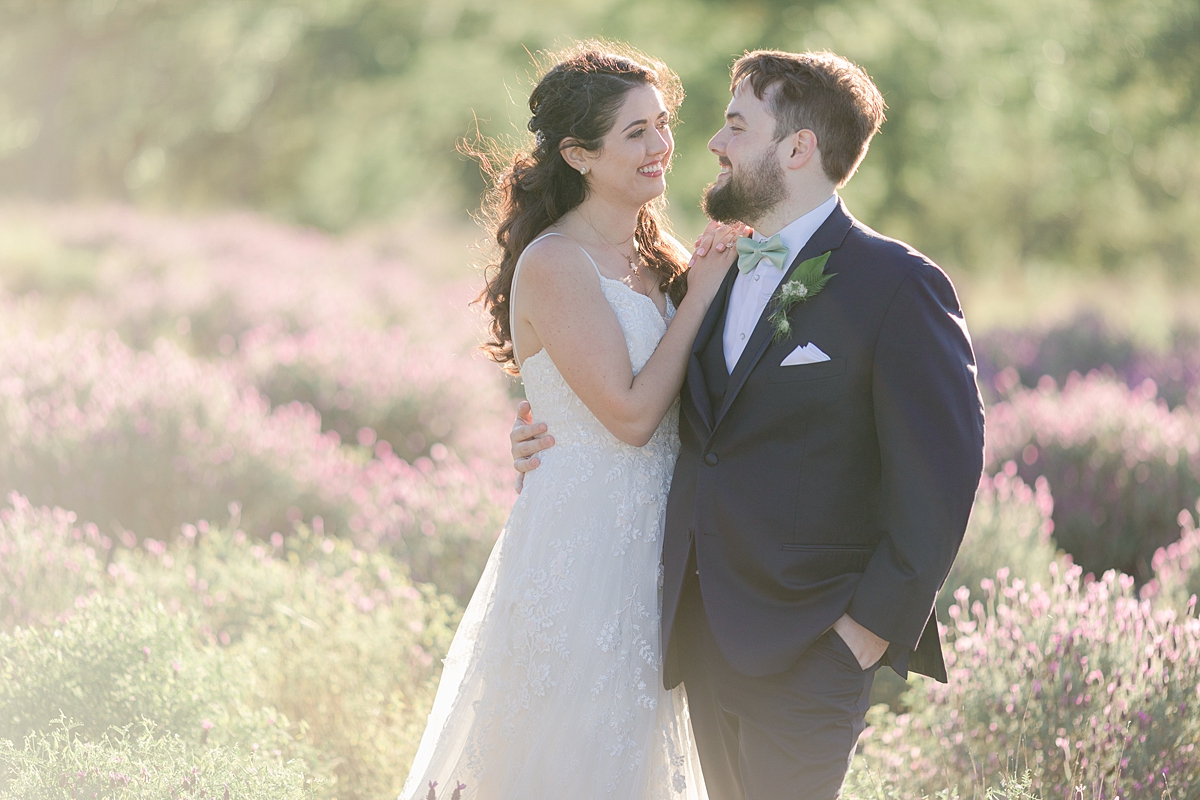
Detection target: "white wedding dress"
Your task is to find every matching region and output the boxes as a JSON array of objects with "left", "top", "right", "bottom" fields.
[{"left": 400, "top": 233, "right": 707, "bottom": 800}]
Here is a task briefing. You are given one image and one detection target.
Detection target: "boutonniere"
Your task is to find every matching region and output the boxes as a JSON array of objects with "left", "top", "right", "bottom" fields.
[{"left": 768, "top": 251, "right": 835, "bottom": 343}]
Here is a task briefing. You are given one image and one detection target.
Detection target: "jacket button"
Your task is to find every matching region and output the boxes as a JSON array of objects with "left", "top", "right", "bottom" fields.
[{"left": 704, "top": 453, "right": 719, "bottom": 466}]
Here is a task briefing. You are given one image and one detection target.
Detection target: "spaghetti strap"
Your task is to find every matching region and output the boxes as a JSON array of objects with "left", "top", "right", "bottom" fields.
[
  {"left": 575, "top": 245, "right": 604, "bottom": 279},
  {"left": 508, "top": 232, "right": 603, "bottom": 369}
]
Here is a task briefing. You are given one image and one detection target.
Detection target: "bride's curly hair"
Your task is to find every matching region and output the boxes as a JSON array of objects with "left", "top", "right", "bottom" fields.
[{"left": 471, "top": 42, "right": 688, "bottom": 375}]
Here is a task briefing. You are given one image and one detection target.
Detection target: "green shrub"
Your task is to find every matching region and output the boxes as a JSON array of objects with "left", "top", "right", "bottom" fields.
[
  {"left": 0, "top": 721, "right": 314, "bottom": 799},
  {"left": 0, "top": 596, "right": 299, "bottom": 761},
  {"left": 123, "top": 522, "right": 459, "bottom": 800},
  {"left": 0, "top": 495, "right": 110, "bottom": 629},
  {"left": 855, "top": 564, "right": 1200, "bottom": 799},
  {"left": 842, "top": 769, "right": 1040, "bottom": 800},
  {"left": 0, "top": 494, "right": 456, "bottom": 800}
]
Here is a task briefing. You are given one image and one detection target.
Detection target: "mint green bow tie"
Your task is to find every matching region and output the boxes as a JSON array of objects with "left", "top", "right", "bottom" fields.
[{"left": 736, "top": 234, "right": 789, "bottom": 273}]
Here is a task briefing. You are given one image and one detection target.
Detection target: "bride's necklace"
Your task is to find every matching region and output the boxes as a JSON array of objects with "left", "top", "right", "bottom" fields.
[{"left": 580, "top": 213, "right": 642, "bottom": 278}]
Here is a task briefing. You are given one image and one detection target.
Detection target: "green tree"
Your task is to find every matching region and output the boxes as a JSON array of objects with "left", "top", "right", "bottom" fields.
[{"left": 0, "top": 0, "right": 1196, "bottom": 274}]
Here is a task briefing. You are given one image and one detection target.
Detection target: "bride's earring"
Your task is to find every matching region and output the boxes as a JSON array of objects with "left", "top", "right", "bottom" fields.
[{"left": 580, "top": 167, "right": 588, "bottom": 175}]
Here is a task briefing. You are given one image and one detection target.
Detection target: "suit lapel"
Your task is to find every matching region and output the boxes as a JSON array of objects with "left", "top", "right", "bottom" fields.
[
  {"left": 713, "top": 201, "right": 856, "bottom": 430},
  {"left": 684, "top": 263, "right": 739, "bottom": 437}
]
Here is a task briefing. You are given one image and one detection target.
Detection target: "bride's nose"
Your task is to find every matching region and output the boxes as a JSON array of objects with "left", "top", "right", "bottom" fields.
[{"left": 647, "top": 127, "right": 671, "bottom": 157}]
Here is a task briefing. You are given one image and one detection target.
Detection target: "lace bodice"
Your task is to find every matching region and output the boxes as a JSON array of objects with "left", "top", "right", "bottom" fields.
[{"left": 519, "top": 272, "right": 679, "bottom": 458}]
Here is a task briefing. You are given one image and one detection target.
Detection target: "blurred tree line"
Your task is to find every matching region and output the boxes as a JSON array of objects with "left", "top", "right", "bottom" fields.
[{"left": 0, "top": 0, "right": 1196, "bottom": 275}]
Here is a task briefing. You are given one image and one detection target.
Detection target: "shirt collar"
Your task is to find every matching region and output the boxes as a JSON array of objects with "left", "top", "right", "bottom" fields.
[{"left": 752, "top": 193, "right": 840, "bottom": 260}]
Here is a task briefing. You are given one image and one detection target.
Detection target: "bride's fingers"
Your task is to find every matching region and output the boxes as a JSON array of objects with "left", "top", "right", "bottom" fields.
[
  {"left": 714, "top": 230, "right": 737, "bottom": 253},
  {"left": 693, "top": 220, "right": 724, "bottom": 257},
  {"left": 515, "top": 399, "right": 533, "bottom": 426},
  {"left": 510, "top": 420, "right": 546, "bottom": 445},
  {"left": 711, "top": 225, "right": 742, "bottom": 254},
  {"left": 514, "top": 455, "right": 540, "bottom": 475},
  {"left": 513, "top": 433, "right": 554, "bottom": 459}
]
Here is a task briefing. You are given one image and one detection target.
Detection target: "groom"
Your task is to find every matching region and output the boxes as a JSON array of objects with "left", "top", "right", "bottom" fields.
[{"left": 511, "top": 50, "right": 984, "bottom": 799}]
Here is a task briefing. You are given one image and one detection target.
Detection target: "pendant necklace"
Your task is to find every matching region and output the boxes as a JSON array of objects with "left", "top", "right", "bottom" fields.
[{"left": 582, "top": 214, "right": 641, "bottom": 280}]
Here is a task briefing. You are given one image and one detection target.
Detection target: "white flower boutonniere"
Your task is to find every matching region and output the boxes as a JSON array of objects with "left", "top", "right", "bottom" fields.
[{"left": 768, "top": 251, "right": 835, "bottom": 343}]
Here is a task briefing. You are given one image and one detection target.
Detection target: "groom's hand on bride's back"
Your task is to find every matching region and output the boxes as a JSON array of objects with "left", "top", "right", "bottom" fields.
[{"left": 510, "top": 399, "right": 555, "bottom": 492}]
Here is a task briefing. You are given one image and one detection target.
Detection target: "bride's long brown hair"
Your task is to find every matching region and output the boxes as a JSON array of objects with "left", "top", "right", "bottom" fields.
[{"left": 472, "top": 42, "right": 689, "bottom": 375}]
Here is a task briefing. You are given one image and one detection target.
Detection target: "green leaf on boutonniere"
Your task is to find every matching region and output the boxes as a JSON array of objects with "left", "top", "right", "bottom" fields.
[{"left": 768, "top": 251, "right": 835, "bottom": 343}]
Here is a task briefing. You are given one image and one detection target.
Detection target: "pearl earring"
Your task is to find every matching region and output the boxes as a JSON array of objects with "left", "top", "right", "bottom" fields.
[{"left": 580, "top": 167, "right": 588, "bottom": 175}]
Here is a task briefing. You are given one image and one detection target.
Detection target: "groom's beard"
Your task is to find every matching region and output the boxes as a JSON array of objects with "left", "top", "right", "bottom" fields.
[{"left": 702, "top": 150, "right": 787, "bottom": 226}]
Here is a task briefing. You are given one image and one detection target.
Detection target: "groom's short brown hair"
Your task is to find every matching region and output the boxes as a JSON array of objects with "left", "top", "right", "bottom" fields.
[{"left": 731, "top": 50, "right": 885, "bottom": 187}]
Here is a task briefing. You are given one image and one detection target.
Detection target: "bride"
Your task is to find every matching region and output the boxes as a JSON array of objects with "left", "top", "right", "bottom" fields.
[{"left": 400, "top": 43, "right": 742, "bottom": 800}]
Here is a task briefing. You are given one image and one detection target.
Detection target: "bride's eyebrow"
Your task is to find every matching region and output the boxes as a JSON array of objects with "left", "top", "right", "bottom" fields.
[{"left": 621, "top": 119, "right": 649, "bottom": 133}]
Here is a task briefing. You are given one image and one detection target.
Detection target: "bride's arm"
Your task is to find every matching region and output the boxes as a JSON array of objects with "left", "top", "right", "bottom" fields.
[{"left": 516, "top": 230, "right": 737, "bottom": 447}]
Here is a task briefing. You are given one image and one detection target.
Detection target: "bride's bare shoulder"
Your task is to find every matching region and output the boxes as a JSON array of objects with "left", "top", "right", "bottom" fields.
[{"left": 517, "top": 231, "right": 598, "bottom": 291}]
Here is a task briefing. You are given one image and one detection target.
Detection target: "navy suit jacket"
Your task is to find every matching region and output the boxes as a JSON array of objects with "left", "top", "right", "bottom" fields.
[{"left": 661, "top": 200, "right": 985, "bottom": 688}]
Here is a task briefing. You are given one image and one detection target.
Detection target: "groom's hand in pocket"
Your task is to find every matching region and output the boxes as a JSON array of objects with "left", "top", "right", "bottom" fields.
[
  {"left": 831, "top": 614, "right": 889, "bottom": 671},
  {"left": 510, "top": 400, "right": 555, "bottom": 492}
]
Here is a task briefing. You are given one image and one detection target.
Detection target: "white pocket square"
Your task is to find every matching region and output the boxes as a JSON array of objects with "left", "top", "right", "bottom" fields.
[{"left": 780, "top": 342, "right": 831, "bottom": 367}]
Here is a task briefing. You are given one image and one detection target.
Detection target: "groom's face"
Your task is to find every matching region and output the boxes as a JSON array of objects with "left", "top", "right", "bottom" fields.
[{"left": 702, "top": 84, "right": 787, "bottom": 227}]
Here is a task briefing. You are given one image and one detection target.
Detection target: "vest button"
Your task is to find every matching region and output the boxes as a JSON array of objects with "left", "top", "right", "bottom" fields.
[{"left": 704, "top": 452, "right": 719, "bottom": 466}]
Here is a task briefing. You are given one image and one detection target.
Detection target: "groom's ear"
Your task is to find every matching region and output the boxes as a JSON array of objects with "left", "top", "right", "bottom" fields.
[{"left": 782, "top": 129, "right": 820, "bottom": 172}]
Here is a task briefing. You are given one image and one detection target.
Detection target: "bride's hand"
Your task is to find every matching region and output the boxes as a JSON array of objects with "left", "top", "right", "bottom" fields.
[
  {"left": 685, "top": 221, "right": 751, "bottom": 301},
  {"left": 690, "top": 220, "right": 751, "bottom": 264}
]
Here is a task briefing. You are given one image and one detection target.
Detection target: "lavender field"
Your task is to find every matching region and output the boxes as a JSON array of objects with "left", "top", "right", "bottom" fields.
[{"left": 1, "top": 204, "right": 1199, "bottom": 799}]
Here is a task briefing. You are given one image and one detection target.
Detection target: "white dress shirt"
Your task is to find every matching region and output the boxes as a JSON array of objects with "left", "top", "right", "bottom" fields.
[{"left": 723, "top": 194, "right": 840, "bottom": 373}]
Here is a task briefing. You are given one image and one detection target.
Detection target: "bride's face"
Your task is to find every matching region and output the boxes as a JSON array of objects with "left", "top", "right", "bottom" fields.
[{"left": 576, "top": 84, "right": 673, "bottom": 207}]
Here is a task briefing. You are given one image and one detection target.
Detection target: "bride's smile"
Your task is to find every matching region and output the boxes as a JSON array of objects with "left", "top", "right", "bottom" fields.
[{"left": 637, "top": 160, "right": 665, "bottom": 178}]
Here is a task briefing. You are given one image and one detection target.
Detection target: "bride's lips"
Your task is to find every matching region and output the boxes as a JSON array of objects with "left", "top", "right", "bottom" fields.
[{"left": 637, "top": 161, "right": 665, "bottom": 178}]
